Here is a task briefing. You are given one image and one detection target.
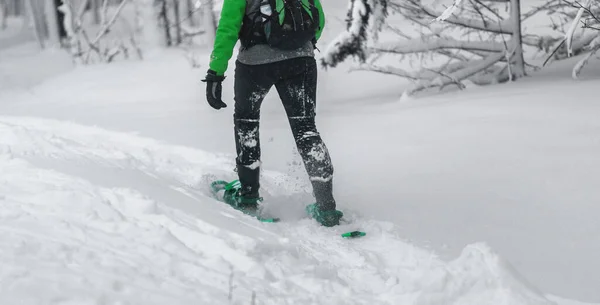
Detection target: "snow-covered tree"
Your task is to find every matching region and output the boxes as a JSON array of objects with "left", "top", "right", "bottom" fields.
[
  {"left": 137, "top": 0, "right": 165, "bottom": 47},
  {"left": 540, "top": 0, "right": 600, "bottom": 79},
  {"left": 321, "top": 0, "right": 387, "bottom": 68},
  {"left": 59, "top": 0, "right": 143, "bottom": 64},
  {"left": 44, "top": 0, "right": 61, "bottom": 46},
  {"left": 26, "top": 0, "right": 50, "bottom": 49},
  {"left": 322, "top": 0, "right": 552, "bottom": 96},
  {"left": 202, "top": 0, "right": 216, "bottom": 46}
]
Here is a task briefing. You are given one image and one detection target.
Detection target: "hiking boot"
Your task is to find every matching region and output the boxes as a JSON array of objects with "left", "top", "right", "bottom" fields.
[{"left": 306, "top": 203, "right": 343, "bottom": 227}]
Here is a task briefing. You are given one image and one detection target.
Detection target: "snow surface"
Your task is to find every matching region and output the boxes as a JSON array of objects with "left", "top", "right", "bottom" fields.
[
  {"left": 0, "top": 17, "right": 35, "bottom": 51},
  {"left": 1, "top": 1, "right": 600, "bottom": 304},
  {"left": 0, "top": 114, "right": 573, "bottom": 305}
]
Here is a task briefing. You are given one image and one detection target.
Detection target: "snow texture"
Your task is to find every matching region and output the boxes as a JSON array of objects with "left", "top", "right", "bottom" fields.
[
  {"left": 0, "top": 116, "right": 563, "bottom": 305},
  {"left": 238, "top": 126, "right": 259, "bottom": 148}
]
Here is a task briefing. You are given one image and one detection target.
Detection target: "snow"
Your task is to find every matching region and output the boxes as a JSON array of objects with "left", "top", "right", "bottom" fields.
[
  {"left": 0, "top": 114, "right": 567, "bottom": 305},
  {"left": 0, "top": 17, "right": 35, "bottom": 51},
  {"left": 1, "top": 2, "right": 600, "bottom": 304},
  {"left": 0, "top": 42, "right": 73, "bottom": 93}
]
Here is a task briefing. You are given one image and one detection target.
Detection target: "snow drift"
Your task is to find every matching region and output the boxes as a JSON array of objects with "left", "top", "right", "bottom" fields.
[{"left": 0, "top": 116, "right": 560, "bottom": 305}]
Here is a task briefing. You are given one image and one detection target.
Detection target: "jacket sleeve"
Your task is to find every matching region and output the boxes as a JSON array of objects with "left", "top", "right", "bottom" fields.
[
  {"left": 209, "top": 0, "right": 247, "bottom": 76},
  {"left": 314, "top": 0, "right": 325, "bottom": 41}
]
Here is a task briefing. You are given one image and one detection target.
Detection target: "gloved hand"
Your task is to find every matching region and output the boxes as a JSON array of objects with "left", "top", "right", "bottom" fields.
[{"left": 202, "top": 69, "right": 227, "bottom": 110}]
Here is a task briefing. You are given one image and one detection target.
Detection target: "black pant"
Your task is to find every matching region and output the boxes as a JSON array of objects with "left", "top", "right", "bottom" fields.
[{"left": 233, "top": 56, "right": 336, "bottom": 210}]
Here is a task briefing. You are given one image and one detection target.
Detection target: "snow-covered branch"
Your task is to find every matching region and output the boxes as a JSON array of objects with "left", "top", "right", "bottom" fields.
[
  {"left": 92, "top": 0, "right": 130, "bottom": 45},
  {"left": 352, "top": 63, "right": 423, "bottom": 80},
  {"left": 565, "top": 0, "right": 592, "bottom": 56},
  {"left": 540, "top": 0, "right": 600, "bottom": 78},
  {"left": 572, "top": 0, "right": 600, "bottom": 30},
  {"left": 59, "top": 0, "right": 141, "bottom": 65},
  {"left": 392, "top": 0, "right": 513, "bottom": 34},
  {"left": 408, "top": 52, "right": 506, "bottom": 94},
  {"left": 572, "top": 35, "right": 600, "bottom": 78},
  {"left": 320, "top": 0, "right": 374, "bottom": 68},
  {"left": 556, "top": 0, "right": 600, "bottom": 78},
  {"left": 372, "top": 38, "right": 506, "bottom": 54},
  {"left": 323, "top": 0, "right": 531, "bottom": 96},
  {"left": 434, "top": 0, "right": 464, "bottom": 22}
]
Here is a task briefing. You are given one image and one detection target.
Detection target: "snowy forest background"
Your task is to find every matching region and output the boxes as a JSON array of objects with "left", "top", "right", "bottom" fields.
[{"left": 1, "top": 0, "right": 599, "bottom": 95}]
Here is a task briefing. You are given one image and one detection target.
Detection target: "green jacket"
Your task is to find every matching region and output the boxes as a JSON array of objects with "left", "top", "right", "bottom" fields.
[{"left": 209, "top": 0, "right": 326, "bottom": 76}]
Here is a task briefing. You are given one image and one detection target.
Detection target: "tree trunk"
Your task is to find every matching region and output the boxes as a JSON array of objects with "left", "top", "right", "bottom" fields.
[
  {"left": 10, "top": 0, "right": 22, "bottom": 16},
  {"left": 25, "top": 0, "right": 45, "bottom": 49},
  {"left": 159, "top": 0, "right": 171, "bottom": 46},
  {"left": 185, "top": 0, "right": 196, "bottom": 26},
  {"left": 173, "top": 0, "right": 182, "bottom": 44},
  {"left": 54, "top": 0, "right": 67, "bottom": 40},
  {"left": 91, "top": 0, "right": 101, "bottom": 24},
  {"left": 45, "top": 0, "right": 61, "bottom": 46},
  {"left": 0, "top": 0, "right": 7, "bottom": 30},
  {"left": 203, "top": 0, "right": 215, "bottom": 47},
  {"left": 138, "top": 0, "right": 162, "bottom": 47},
  {"left": 510, "top": 0, "right": 525, "bottom": 78},
  {"left": 21, "top": 0, "right": 31, "bottom": 33}
]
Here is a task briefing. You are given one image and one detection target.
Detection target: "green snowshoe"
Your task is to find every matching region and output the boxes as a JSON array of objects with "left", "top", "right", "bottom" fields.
[
  {"left": 305, "top": 203, "right": 344, "bottom": 227},
  {"left": 210, "top": 180, "right": 278, "bottom": 222},
  {"left": 220, "top": 180, "right": 262, "bottom": 210}
]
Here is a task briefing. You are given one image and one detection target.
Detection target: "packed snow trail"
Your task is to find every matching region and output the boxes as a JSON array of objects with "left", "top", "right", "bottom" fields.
[{"left": 0, "top": 116, "right": 566, "bottom": 305}]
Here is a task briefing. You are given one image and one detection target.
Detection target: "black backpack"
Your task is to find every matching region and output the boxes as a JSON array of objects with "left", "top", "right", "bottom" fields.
[{"left": 240, "top": 0, "right": 320, "bottom": 50}]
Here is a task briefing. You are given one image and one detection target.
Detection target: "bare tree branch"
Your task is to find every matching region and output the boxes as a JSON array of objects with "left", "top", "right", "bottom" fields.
[
  {"left": 92, "top": 0, "right": 130, "bottom": 44},
  {"left": 352, "top": 63, "right": 423, "bottom": 80},
  {"left": 396, "top": 0, "right": 513, "bottom": 34},
  {"left": 408, "top": 52, "right": 505, "bottom": 94},
  {"left": 572, "top": 35, "right": 600, "bottom": 78},
  {"left": 522, "top": 0, "right": 563, "bottom": 20}
]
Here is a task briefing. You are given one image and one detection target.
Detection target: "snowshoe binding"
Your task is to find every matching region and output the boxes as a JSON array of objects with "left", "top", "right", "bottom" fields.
[
  {"left": 210, "top": 180, "right": 278, "bottom": 222},
  {"left": 221, "top": 180, "right": 261, "bottom": 210},
  {"left": 305, "top": 203, "right": 343, "bottom": 227}
]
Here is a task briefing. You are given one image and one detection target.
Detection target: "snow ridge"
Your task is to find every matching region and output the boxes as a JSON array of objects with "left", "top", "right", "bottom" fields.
[{"left": 0, "top": 116, "right": 560, "bottom": 305}]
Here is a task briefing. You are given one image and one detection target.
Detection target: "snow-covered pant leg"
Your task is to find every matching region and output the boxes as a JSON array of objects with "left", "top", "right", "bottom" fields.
[
  {"left": 274, "top": 57, "right": 336, "bottom": 210},
  {"left": 233, "top": 60, "right": 273, "bottom": 196}
]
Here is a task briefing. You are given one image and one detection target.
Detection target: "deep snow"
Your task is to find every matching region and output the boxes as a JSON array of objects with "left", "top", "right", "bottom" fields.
[{"left": 0, "top": 114, "right": 581, "bottom": 305}]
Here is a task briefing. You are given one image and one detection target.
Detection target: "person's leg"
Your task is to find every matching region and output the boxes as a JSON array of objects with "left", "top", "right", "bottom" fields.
[
  {"left": 233, "top": 60, "right": 274, "bottom": 201},
  {"left": 274, "top": 57, "right": 337, "bottom": 211}
]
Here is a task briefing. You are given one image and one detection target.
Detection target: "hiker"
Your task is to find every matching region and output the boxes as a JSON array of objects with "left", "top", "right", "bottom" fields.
[{"left": 202, "top": 0, "right": 343, "bottom": 226}]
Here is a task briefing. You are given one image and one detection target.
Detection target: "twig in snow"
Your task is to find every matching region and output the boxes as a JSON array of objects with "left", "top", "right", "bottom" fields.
[{"left": 227, "top": 266, "right": 235, "bottom": 302}]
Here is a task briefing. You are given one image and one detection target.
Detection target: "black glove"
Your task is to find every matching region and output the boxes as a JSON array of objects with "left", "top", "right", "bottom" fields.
[{"left": 202, "top": 69, "right": 227, "bottom": 110}]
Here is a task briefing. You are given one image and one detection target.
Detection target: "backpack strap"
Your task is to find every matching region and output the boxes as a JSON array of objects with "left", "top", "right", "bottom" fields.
[{"left": 239, "top": 0, "right": 269, "bottom": 50}]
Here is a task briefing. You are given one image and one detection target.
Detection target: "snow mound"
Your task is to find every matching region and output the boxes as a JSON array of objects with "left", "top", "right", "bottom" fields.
[
  {"left": 0, "top": 116, "right": 559, "bottom": 305},
  {"left": 415, "top": 243, "right": 553, "bottom": 305}
]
